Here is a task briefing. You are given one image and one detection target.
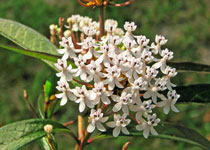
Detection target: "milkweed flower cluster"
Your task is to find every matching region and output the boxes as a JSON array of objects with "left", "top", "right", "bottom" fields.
[{"left": 52, "top": 15, "right": 180, "bottom": 139}]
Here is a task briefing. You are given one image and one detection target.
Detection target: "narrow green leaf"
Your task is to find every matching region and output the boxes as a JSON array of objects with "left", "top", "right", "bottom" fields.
[
  {"left": 38, "top": 94, "right": 45, "bottom": 119},
  {"left": 103, "top": 123, "right": 210, "bottom": 149},
  {"left": 0, "top": 18, "right": 57, "bottom": 55},
  {"left": 175, "top": 84, "right": 210, "bottom": 103},
  {"left": 0, "top": 43, "right": 59, "bottom": 63},
  {"left": 39, "top": 136, "right": 58, "bottom": 150},
  {"left": 0, "top": 119, "right": 73, "bottom": 150},
  {"left": 168, "top": 62, "right": 210, "bottom": 73}
]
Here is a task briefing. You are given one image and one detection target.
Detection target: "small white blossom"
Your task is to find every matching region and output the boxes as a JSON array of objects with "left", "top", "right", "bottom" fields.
[
  {"left": 136, "top": 114, "right": 160, "bottom": 138},
  {"left": 54, "top": 59, "right": 77, "bottom": 82},
  {"left": 111, "top": 88, "right": 134, "bottom": 115},
  {"left": 87, "top": 109, "right": 108, "bottom": 133},
  {"left": 158, "top": 90, "right": 180, "bottom": 114},
  {"left": 55, "top": 81, "right": 76, "bottom": 106},
  {"left": 155, "top": 35, "right": 168, "bottom": 46},
  {"left": 106, "top": 114, "right": 131, "bottom": 137},
  {"left": 71, "top": 85, "right": 97, "bottom": 112}
]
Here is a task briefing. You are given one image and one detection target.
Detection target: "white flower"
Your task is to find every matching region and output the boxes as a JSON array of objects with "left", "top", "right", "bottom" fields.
[
  {"left": 97, "top": 44, "right": 114, "bottom": 66},
  {"left": 145, "top": 66, "right": 159, "bottom": 80},
  {"left": 130, "top": 77, "right": 148, "bottom": 103},
  {"left": 55, "top": 81, "right": 76, "bottom": 106},
  {"left": 136, "top": 35, "right": 150, "bottom": 48},
  {"left": 130, "top": 100, "right": 155, "bottom": 121},
  {"left": 136, "top": 114, "right": 160, "bottom": 138},
  {"left": 141, "top": 49, "right": 154, "bottom": 62},
  {"left": 143, "top": 78, "right": 167, "bottom": 103},
  {"left": 79, "top": 16, "right": 92, "bottom": 32},
  {"left": 92, "top": 82, "right": 112, "bottom": 104},
  {"left": 84, "top": 26, "right": 96, "bottom": 36},
  {"left": 82, "top": 37, "right": 100, "bottom": 59},
  {"left": 163, "top": 66, "right": 177, "bottom": 90},
  {"left": 105, "top": 19, "right": 118, "bottom": 33},
  {"left": 152, "top": 48, "right": 173, "bottom": 72},
  {"left": 71, "top": 85, "right": 97, "bottom": 112},
  {"left": 106, "top": 114, "right": 131, "bottom": 137},
  {"left": 155, "top": 35, "right": 168, "bottom": 46},
  {"left": 124, "top": 21, "right": 137, "bottom": 32},
  {"left": 58, "top": 37, "right": 81, "bottom": 59},
  {"left": 122, "top": 57, "right": 143, "bottom": 82},
  {"left": 87, "top": 109, "right": 109, "bottom": 133},
  {"left": 103, "top": 65, "right": 124, "bottom": 90},
  {"left": 74, "top": 55, "right": 92, "bottom": 82},
  {"left": 86, "top": 60, "right": 102, "bottom": 82},
  {"left": 158, "top": 90, "right": 180, "bottom": 114},
  {"left": 54, "top": 59, "right": 77, "bottom": 82},
  {"left": 111, "top": 88, "right": 134, "bottom": 115}
]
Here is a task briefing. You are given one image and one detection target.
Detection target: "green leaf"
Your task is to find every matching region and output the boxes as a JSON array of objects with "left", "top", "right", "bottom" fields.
[
  {"left": 0, "top": 43, "right": 59, "bottom": 63},
  {"left": 0, "top": 18, "right": 58, "bottom": 69},
  {"left": 0, "top": 18, "right": 57, "bottom": 54},
  {"left": 103, "top": 123, "right": 210, "bottom": 150},
  {"left": 175, "top": 84, "right": 210, "bottom": 103},
  {"left": 168, "top": 62, "right": 210, "bottom": 73},
  {"left": 39, "top": 136, "right": 58, "bottom": 150},
  {"left": 0, "top": 119, "right": 73, "bottom": 150},
  {"left": 37, "top": 94, "right": 45, "bottom": 119}
]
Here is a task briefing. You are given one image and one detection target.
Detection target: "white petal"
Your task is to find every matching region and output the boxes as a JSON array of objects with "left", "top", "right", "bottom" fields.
[
  {"left": 152, "top": 62, "right": 162, "bottom": 69},
  {"left": 101, "top": 94, "right": 111, "bottom": 104},
  {"left": 60, "top": 95, "right": 68, "bottom": 106},
  {"left": 122, "top": 105, "right": 129, "bottom": 115},
  {"left": 163, "top": 105, "right": 170, "bottom": 114},
  {"left": 113, "top": 127, "right": 121, "bottom": 137},
  {"left": 108, "top": 82, "right": 115, "bottom": 90},
  {"left": 150, "top": 127, "right": 158, "bottom": 135},
  {"left": 96, "top": 122, "right": 106, "bottom": 132},
  {"left": 55, "top": 93, "right": 63, "bottom": 99},
  {"left": 111, "top": 95, "right": 120, "bottom": 102},
  {"left": 79, "top": 100, "right": 86, "bottom": 112},
  {"left": 87, "top": 123, "right": 95, "bottom": 133},
  {"left": 115, "top": 80, "right": 124, "bottom": 88},
  {"left": 113, "top": 102, "right": 122, "bottom": 112},
  {"left": 122, "top": 127, "right": 130, "bottom": 135},
  {"left": 100, "top": 116, "right": 109, "bottom": 123},
  {"left": 136, "top": 124, "right": 144, "bottom": 131},
  {"left": 106, "top": 121, "right": 115, "bottom": 128},
  {"left": 143, "top": 91, "right": 151, "bottom": 99},
  {"left": 171, "top": 105, "right": 179, "bottom": 112},
  {"left": 143, "top": 128, "right": 150, "bottom": 139}
]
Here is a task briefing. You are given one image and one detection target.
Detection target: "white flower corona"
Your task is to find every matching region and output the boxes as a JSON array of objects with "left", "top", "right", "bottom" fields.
[{"left": 53, "top": 14, "right": 180, "bottom": 139}]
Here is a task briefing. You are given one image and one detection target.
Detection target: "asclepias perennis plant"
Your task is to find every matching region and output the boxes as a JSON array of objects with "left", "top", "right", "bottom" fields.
[{"left": 0, "top": 0, "right": 210, "bottom": 150}]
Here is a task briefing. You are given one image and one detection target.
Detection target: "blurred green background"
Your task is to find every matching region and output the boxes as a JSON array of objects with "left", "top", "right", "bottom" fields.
[{"left": 0, "top": 0, "right": 210, "bottom": 149}]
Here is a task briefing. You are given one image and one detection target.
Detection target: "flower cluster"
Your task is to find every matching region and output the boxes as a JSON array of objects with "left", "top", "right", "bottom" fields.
[{"left": 53, "top": 15, "right": 180, "bottom": 139}]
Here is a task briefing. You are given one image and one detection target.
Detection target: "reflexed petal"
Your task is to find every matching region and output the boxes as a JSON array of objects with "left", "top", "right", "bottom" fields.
[
  {"left": 88, "top": 91, "right": 97, "bottom": 100},
  {"left": 79, "top": 100, "right": 86, "bottom": 112},
  {"left": 171, "top": 105, "right": 179, "bottom": 112},
  {"left": 60, "top": 95, "right": 68, "bottom": 106},
  {"left": 106, "top": 121, "right": 116, "bottom": 128},
  {"left": 122, "top": 127, "right": 129, "bottom": 135},
  {"left": 136, "top": 124, "right": 144, "bottom": 131},
  {"left": 163, "top": 105, "right": 170, "bottom": 114},
  {"left": 67, "top": 92, "right": 76, "bottom": 101},
  {"left": 87, "top": 123, "right": 95, "bottom": 133},
  {"left": 96, "top": 122, "right": 106, "bottom": 132},
  {"left": 115, "top": 80, "right": 124, "bottom": 88},
  {"left": 101, "top": 94, "right": 111, "bottom": 104},
  {"left": 143, "top": 128, "right": 150, "bottom": 139},
  {"left": 100, "top": 116, "right": 109, "bottom": 123},
  {"left": 136, "top": 111, "right": 143, "bottom": 121},
  {"left": 113, "top": 127, "right": 121, "bottom": 137},
  {"left": 108, "top": 82, "right": 115, "bottom": 90},
  {"left": 122, "top": 105, "right": 129, "bottom": 115},
  {"left": 113, "top": 102, "right": 122, "bottom": 112},
  {"left": 143, "top": 91, "right": 151, "bottom": 99},
  {"left": 55, "top": 93, "right": 63, "bottom": 99},
  {"left": 111, "top": 95, "right": 120, "bottom": 102},
  {"left": 151, "top": 127, "right": 158, "bottom": 135},
  {"left": 152, "top": 62, "right": 162, "bottom": 69}
]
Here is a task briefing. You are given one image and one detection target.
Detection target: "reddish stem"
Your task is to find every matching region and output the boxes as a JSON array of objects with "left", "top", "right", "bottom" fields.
[
  {"left": 73, "top": 78, "right": 93, "bottom": 88},
  {"left": 129, "top": 113, "right": 141, "bottom": 124},
  {"left": 111, "top": 0, "right": 135, "bottom": 7},
  {"left": 64, "top": 120, "right": 75, "bottom": 126}
]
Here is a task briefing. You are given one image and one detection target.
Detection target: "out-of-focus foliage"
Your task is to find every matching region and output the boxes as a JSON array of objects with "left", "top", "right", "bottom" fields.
[{"left": 0, "top": 0, "right": 209, "bottom": 149}]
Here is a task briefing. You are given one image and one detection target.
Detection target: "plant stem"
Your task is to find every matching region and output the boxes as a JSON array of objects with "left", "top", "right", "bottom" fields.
[{"left": 99, "top": 5, "right": 105, "bottom": 38}]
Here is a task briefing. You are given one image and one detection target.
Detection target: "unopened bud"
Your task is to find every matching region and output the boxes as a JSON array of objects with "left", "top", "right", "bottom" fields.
[
  {"left": 64, "top": 30, "right": 71, "bottom": 38},
  {"left": 24, "top": 90, "right": 28, "bottom": 99},
  {"left": 44, "top": 124, "right": 53, "bottom": 134}
]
